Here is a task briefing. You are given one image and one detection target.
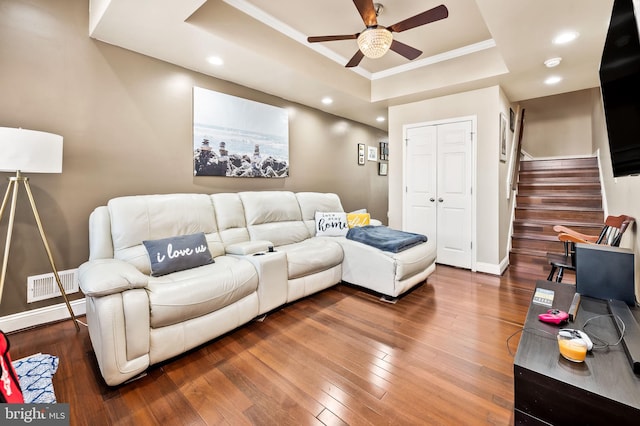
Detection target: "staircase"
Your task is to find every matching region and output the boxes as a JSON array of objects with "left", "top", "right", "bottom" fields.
[{"left": 509, "top": 157, "right": 604, "bottom": 281}]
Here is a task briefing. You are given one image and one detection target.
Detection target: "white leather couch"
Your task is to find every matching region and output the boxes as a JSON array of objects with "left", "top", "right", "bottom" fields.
[{"left": 78, "top": 191, "right": 436, "bottom": 385}]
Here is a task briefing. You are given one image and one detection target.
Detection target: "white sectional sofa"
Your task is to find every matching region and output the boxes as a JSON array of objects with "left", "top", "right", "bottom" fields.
[{"left": 78, "top": 191, "right": 436, "bottom": 385}]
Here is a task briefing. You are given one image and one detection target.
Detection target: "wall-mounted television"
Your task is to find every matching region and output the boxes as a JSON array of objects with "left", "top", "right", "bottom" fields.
[{"left": 599, "top": 0, "right": 640, "bottom": 177}]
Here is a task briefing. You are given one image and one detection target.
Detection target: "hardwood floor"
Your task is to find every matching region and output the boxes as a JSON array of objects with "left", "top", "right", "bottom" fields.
[{"left": 7, "top": 265, "right": 541, "bottom": 425}]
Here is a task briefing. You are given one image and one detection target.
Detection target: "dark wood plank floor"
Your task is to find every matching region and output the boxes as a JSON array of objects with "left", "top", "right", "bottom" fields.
[{"left": 7, "top": 265, "right": 541, "bottom": 425}]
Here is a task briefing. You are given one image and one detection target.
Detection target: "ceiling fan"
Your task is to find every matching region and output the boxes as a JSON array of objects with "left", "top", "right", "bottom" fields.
[{"left": 307, "top": 1, "right": 449, "bottom": 68}]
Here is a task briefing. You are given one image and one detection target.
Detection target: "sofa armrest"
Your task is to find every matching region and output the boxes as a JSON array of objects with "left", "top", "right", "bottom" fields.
[
  {"left": 79, "top": 259, "right": 148, "bottom": 297},
  {"left": 225, "top": 240, "right": 273, "bottom": 255},
  {"left": 236, "top": 251, "right": 288, "bottom": 315}
]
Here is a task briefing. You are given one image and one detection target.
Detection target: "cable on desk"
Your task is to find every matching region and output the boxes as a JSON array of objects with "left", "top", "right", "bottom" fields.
[
  {"left": 582, "top": 314, "right": 626, "bottom": 350},
  {"left": 506, "top": 327, "right": 557, "bottom": 357}
]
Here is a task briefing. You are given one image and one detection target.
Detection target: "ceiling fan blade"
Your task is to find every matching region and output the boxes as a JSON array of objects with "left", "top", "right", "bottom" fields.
[
  {"left": 307, "top": 34, "right": 358, "bottom": 43},
  {"left": 353, "top": 0, "right": 378, "bottom": 27},
  {"left": 345, "top": 50, "right": 365, "bottom": 68},
  {"left": 390, "top": 40, "right": 422, "bottom": 60},
  {"left": 387, "top": 4, "right": 448, "bottom": 33}
]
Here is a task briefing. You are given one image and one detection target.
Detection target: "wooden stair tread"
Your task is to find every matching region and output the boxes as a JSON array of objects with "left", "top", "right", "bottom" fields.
[
  {"left": 512, "top": 233, "right": 563, "bottom": 242},
  {"left": 510, "top": 247, "right": 550, "bottom": 257},
  {"left": 515, "top": 205, "right": 602, "bottom": 212},
  {"left": 517, "top": 193, "right": 602, "bottom": 199},
  {"left": 518, "top": 181, "right": 600, "bottom": 188},
  {"left": 520, "top": 168, "right": 598, "bottom": 172},
  {"left": 518, "top": 175, "right": 599, "bottom": 181},
  {"left": 514, "top": 217, "right": 603, "bottom": 225},
  {"left": 517, "top": 190, "right": 602, "bottom": 196},
  {"left": 513, "top": 219, "right": 604, "bottom": 230},
  {"left": 520, "top": 158, "right": 598, "bottom": 170}
]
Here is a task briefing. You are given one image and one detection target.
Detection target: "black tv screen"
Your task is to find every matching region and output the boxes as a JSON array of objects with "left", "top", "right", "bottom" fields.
[{"left": 599, "top": 0, "right": 640, "bottom": 177}]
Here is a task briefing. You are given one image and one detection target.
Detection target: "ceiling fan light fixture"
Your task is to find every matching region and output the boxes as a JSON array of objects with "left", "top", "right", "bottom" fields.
[{"left": 357, "top": 26, "right": 393, "bottom": 59}]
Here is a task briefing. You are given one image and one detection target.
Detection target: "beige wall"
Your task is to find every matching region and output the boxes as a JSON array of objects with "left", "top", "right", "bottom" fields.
[
  {"left": 591, "top": 89, "right": 640, "bottom": 299},
  {"left": 0, "top": 0, "right": 387, "bottom": 316},
  {"left": 519, "top": 89, "right": 594, "bottom": 158},
  {"left": 389, "top": 86, "right": 511, "bottom": 272}
]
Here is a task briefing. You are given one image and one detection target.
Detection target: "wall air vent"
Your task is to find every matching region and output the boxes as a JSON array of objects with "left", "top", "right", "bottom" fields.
[{"left": 27, "top": 269, "right": 79, "bottom": 303}]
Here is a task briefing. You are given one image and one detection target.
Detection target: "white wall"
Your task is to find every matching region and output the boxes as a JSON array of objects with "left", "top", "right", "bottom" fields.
[
  {"left": 499, "top": 87, "right": 514, "bottom": 269},
  {"left": 388, "top": 86, "right": 510, "bottom": 271}
]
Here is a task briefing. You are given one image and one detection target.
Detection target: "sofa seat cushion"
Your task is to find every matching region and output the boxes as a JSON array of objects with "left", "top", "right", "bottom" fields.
[
  {"left": 278, "top": 238, "right": 344, "bottom": 279},
  {"left": 389, "top": 242, "right": 437, "bottom": 280},
  {"left": 146, "top": 256, "right": 258, "bottom": 328},
  {"left": 338, "top": 237, "right": 436, "bottom": 281}
]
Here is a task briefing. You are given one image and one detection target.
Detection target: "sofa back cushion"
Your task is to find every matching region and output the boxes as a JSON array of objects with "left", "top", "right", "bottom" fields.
[
  {"left": 210, "top": 193, "right": 250, "bottom": 245},
  {"left": 295, "top": 192, "right": 345, "bottom": 235},
  {"left": 88, "top": 206, "right": 115, "bottom": 260},
  {"left": 240, "top": 191, "right": 310, "bottom": 246},
  {"left": 107, "top": 194, "right": 223, "bottom": 274}
]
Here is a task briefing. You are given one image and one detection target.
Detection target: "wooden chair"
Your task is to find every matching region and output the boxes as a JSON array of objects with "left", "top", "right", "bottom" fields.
[{"left": 546, "top": 214, "right": 635, "bottom": 282}]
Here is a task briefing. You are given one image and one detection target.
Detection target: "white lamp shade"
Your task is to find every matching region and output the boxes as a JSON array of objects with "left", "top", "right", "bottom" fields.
[{"left": 0, "top": 127, "right": 63, "bottom": 173}]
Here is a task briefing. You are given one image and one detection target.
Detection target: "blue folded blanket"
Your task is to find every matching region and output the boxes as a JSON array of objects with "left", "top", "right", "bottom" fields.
[{"left": 346, "top": 225, "right": 427, "bottom": 253}]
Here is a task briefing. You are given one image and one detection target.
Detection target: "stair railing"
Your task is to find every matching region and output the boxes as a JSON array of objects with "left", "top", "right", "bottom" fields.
[
  {"left": 506, "top": 106, "right": 526, "bottom": 199},
  {"left": 506, "top": 106, "right": 525, "bottom": 255}
]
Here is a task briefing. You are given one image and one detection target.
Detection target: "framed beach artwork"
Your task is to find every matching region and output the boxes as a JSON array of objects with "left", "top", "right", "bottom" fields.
[{"left": 193, "top": 87, "right": 289, "bottom": 177}]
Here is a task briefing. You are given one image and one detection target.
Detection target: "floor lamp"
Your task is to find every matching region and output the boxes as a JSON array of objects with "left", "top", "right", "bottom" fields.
[{"left": 0, "top": 127, "right": 79, "bottom": 331}]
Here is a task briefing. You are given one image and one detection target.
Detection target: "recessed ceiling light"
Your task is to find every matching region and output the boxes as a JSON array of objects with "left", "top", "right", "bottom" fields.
[
  {"left": 207, "top": 56, "right": 224, "bottom": 66},
  {"left": 553, "top": 31, "right": 579, "bottom": 45},
  {"left": 376, "top": 116, "right": 386, "bottom": 122},
  {"left": 545, "top": 75, "right": 562, "bottom": 85},
  {"left": 544, "top": 57, "right": 562, "bottom": 68},
  {"left": 321, "top": 97, "right": 333, "bottom": 105}
]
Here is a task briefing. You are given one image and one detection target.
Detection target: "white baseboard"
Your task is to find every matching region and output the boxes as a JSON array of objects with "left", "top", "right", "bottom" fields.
[
  {"left": 499, "top": 256, "right": 510, "bottom": 275},
  {"left": 475, "top": 259, "right": 508, "bottom": 276},
  {"left": 0, "top": 298, "right": 86, "bottom": 333}
]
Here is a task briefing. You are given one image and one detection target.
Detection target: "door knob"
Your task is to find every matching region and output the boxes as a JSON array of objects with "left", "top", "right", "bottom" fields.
[
  {"left": 438, "top": 198, "right": 444, "bottom": 202},
  {"left": 429, "top": 198, "right": 435, "bottom": 202}
]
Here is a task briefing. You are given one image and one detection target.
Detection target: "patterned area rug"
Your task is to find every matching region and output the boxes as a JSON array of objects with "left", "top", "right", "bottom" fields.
[{"left": 12, "top": 353, "right": 59, "bottom": 403}]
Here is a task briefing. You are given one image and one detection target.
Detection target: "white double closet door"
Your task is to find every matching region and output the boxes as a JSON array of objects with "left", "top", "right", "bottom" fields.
[{"left": 404, "top": 119, "right": 473, "bottom": 269}]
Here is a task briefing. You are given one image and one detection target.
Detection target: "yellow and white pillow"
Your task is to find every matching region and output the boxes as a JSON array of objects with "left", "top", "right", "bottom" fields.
[{"left": 347, "top": 213, "right": 371, "bottom": 228}]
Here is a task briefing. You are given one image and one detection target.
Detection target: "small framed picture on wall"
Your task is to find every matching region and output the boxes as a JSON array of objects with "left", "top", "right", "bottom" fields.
[
  {"left": 379, "top": 142, "right": 389, "bottom": 160},
  {"left": 509, "top": 108, "right": 515, "bottom": 132},
  {"left": 358, "top": 143, "right": 365, "bottom": 165},
  {"left": 378, "top": 162, "right": 388, "bottom": 176},
  {"left": 367, "top": 146, "right": 378, "bottom": 161}
]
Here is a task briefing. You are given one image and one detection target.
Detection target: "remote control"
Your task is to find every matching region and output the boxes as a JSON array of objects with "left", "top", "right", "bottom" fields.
[{"left": 568, "top": 293, "right": 581, "bottom": 322}]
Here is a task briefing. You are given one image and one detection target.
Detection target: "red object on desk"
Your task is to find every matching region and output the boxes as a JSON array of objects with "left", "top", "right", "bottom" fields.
[{"left": 538, "top": 309, "right": 569, "bottom": 324}]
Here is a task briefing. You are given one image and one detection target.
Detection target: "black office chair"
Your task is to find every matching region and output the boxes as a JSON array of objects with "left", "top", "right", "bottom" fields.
[{"left": 547, "top": 214, "right": 635, "bottom": 282}]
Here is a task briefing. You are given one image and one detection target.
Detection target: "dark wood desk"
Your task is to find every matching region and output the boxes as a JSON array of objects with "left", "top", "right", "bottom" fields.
[{"left": 514, "top": 280, "right": 640, "bottom": 425}]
